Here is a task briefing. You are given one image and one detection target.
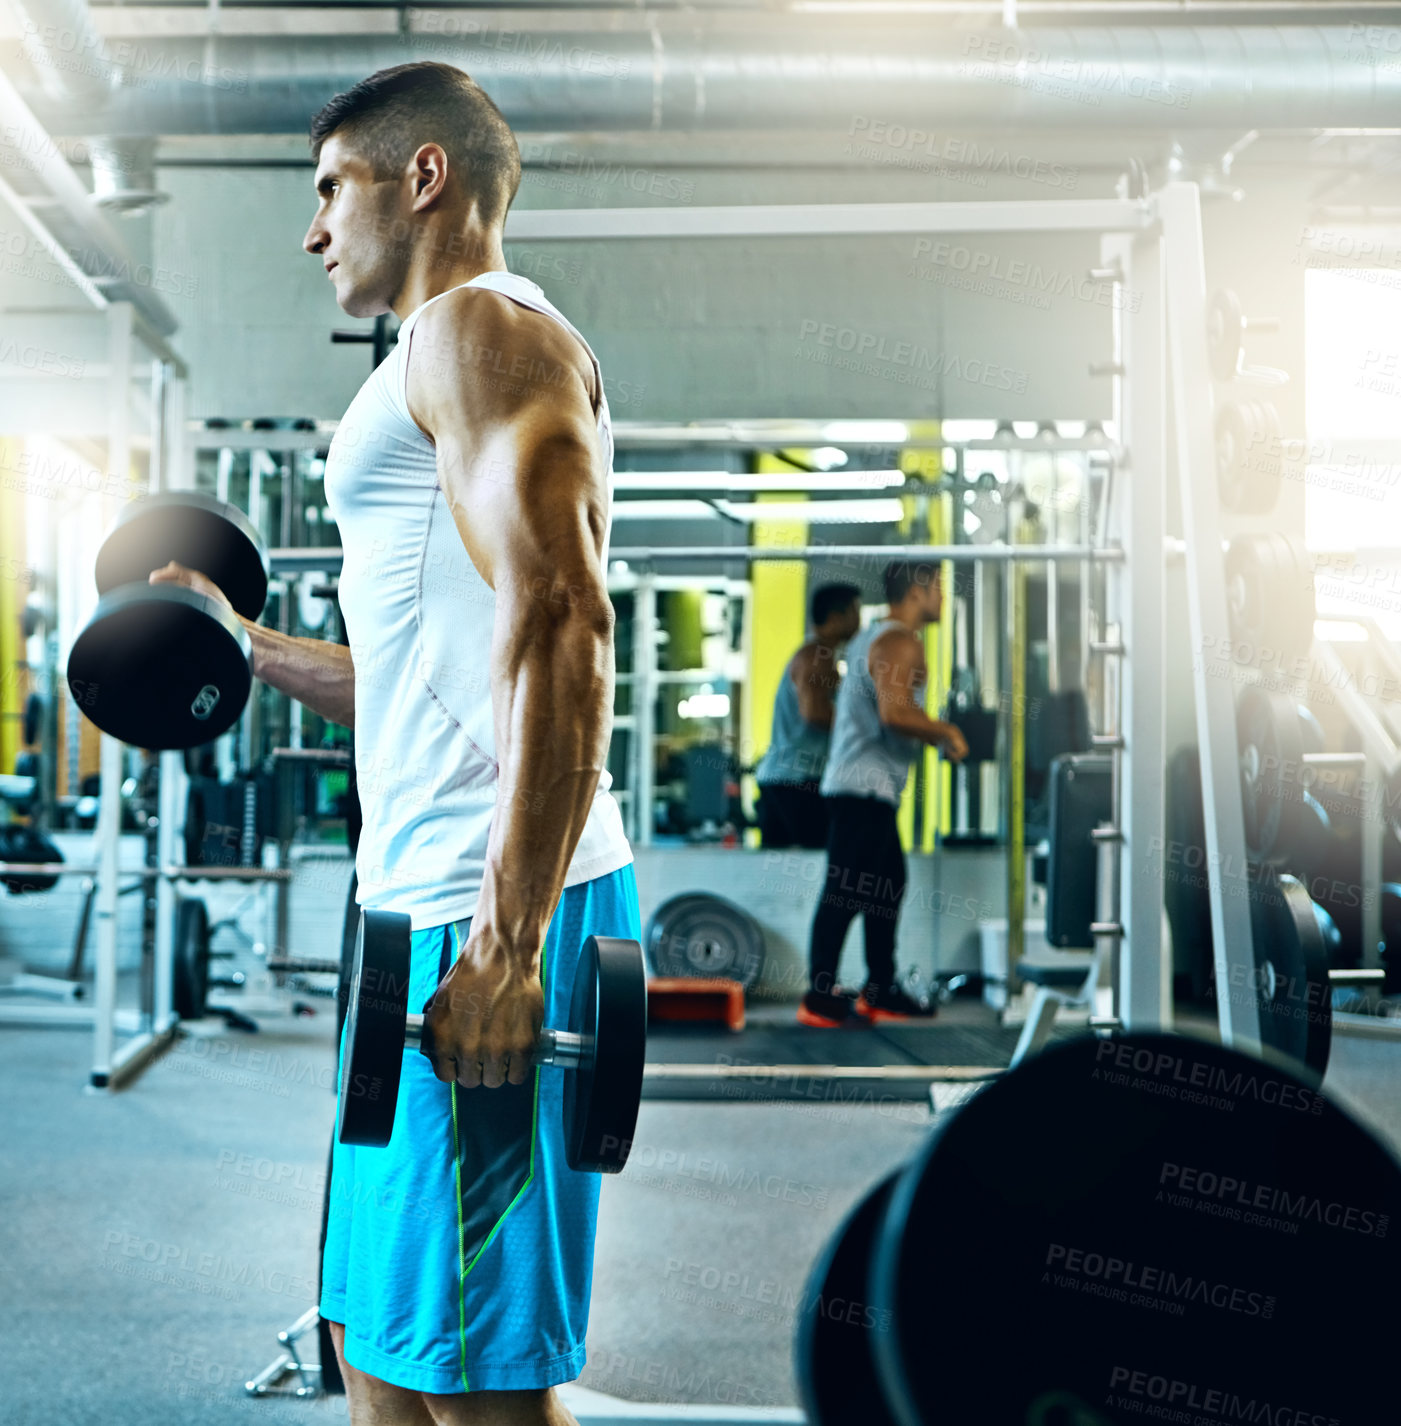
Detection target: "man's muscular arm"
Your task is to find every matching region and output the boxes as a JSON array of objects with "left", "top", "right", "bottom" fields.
[
  {"left": 410, "top": 287, "right": 613, "bottom": 1092},
  {"left": 870, "top": 629, "right": 968, "bottom": 761}
]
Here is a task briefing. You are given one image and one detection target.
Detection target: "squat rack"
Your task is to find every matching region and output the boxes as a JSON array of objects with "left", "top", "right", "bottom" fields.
[
  {"left": 12, "top": 186, "right": 1305, "bottom": 1104},
  {"left": 251, "top": 184, "right": 1182, "bottom": 1047}
]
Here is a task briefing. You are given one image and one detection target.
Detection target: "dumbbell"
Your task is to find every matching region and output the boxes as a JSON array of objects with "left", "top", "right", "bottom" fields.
[
  {"left": 66, "top": 493, "right": 269, "bottom": 750},
  {"left": 336, "top": 910, "right": 648, "bottom": 1174}
]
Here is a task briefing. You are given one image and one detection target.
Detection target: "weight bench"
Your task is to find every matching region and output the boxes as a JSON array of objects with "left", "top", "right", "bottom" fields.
[
  {"left": 1008, "top": 951, "right": 1099, "bottom": 1068},
  {"left": 1003, "top": 755, "right": 1114, "bottom": 1068}
]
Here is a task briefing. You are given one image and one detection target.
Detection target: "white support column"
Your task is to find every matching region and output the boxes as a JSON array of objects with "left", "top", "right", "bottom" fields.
[
  {"left": 147, "top": 359, "right": 167, "bottom": 493},
  {"left": 633, "top": 575, "right": 657, "bottom": 848},
  {"left": 90, "top": 732, "right": 124, "bottom": 1087},
  {"left": 167, "top": 376, "right": 191, "bottom": 492},
  {"left": 1103, "top": 226, "right": 1170, "bottom": 1032},
  {"left": 92, "top": 302, "right": 134, "bottom": 1087},
  {"left": 153, "top": 750, "right": 183, "bottom": 1032},
  {"left": 1157, "top": 183, "right": 1262, "bottom": 1054}
]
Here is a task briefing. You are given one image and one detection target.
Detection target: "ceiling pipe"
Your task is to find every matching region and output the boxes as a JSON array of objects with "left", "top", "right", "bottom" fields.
[
  {"left": 4, "top": 0, "right": 167, "bottom": 212},
  {"left": 6, "top": 24, "right": 1401, "bottom": 137}
]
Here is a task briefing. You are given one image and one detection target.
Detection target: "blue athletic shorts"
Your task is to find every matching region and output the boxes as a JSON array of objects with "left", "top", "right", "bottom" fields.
[{"left": 320, "top": 863, "right": 641, "bottom": 1394}]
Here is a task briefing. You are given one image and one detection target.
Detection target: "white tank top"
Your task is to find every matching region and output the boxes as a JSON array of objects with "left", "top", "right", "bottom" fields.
[{"left": 324, "top": 271, "right": 633, "bottom": 929}]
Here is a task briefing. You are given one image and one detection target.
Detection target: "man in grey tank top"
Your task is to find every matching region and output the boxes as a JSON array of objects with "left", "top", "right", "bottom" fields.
[
  {"left": 799, "top": 560, "right": 969, "bottom": 1028},
  {"left": 754, "top": 582, "right": 860, "bottom": 848}
]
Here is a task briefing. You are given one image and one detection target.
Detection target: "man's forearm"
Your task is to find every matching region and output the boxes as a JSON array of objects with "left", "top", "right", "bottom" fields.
[
  {"left": 475, "top": 593, "right": 614, "bottom": 967},
  {"left": 242, "top": 620, "right": 357, "bottom": 729}
]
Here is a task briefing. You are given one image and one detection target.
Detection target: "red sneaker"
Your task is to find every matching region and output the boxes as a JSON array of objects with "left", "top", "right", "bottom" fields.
[
  {"left": 857, "top": 983, "right": 936, "bottom": 1023},
  {"left": 796, "top": 991, "right": 860, "bottom": 1028}
]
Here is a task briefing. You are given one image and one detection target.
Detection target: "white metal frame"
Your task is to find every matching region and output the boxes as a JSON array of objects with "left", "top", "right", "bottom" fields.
[
  {"left": 1102, "top": 214, "right": 1169, "bottom": 1031},
  {"left": 0, "top": 300, "right": 194, "bottom": 1084},
  {"left": 505, "top": 199, "right": 1153, "bottom": 241},
  {"left": 1158, "top": 185, "right": 1262, "bottom": 1055}
]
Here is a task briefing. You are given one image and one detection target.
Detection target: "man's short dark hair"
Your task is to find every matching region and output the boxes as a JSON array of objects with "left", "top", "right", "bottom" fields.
[
  {"left": 309, "top": 62, "right": 521, "bottom": 227},
  {"left": 811, "top": 583, "right": 860, "bottom": 627},
  {"left": 883, "top": 560, "right": 938, "bottom": 606}
]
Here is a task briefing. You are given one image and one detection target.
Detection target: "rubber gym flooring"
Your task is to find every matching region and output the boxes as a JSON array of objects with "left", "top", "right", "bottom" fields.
[{"left": 5, "top": 847, "right": 1401, "bottom": 1423}]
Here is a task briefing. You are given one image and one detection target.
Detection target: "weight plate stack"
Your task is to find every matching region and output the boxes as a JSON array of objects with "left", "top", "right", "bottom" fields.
[
  {"left": 795, "top": 1171, "right": 902, "bottom": 1426},
  {"left": 1237, "top": 684, "right": 1306, "bottom": 863},
  {"left": 1225, "top": 532, "right": 1316, "bottom": 667},
  {"left": 644, "top": 893, "right": 766, "bottom": 989},
  {"left": 1249, "top": 871, "right": 1333, "bottom": 1084},
  {"left": 865, "top": 1033, "right": 1401, "bottom": 1425},
  {"left": 1215, "top": 399, "right": 1279, "bottom": 514},
  {"left": 1207, "top": 288, "right": 1245, "bottom": 382}
]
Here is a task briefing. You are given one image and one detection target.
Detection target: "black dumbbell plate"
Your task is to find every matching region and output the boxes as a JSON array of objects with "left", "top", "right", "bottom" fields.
[
  {"left": 66, "top": 584, "right": 252, "bottom": 750},
  {"left": 96, "top": 491, "right": 269, "bottom": 619},
  {"left": 337, "top": 908, "right": 414, "bottom": 1148},
  {"left": 794, "top": 1169, "right": 902, "bottom": 1426},
  {"left": 563, "top": 936, "right": 648, "bottom": 1173}
]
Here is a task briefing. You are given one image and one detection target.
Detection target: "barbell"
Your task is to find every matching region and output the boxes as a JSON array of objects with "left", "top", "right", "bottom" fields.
[{"left": 336, "top": 909, "right": 648, "bottom": 1174}]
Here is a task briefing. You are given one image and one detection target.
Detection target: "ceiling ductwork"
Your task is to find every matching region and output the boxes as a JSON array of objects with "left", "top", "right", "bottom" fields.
[
  {"left": 5, "top": 0, "right": 167, "bottom": 212},
  {"left": 0, "top": 0, "right": 177, "bottom": 338},
  {"left": 7, "top": 23, "right": 1401, "bottom": 137},
  {"left": 89, "top": 136, "right": 167, "bottom": 214}
]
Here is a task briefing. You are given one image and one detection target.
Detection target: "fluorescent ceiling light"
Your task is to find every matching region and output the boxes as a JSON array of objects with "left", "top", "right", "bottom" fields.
[
  {"left": 1314, "top": 619, "right": 1368, "bottom": 642},
  {"left": 612, "top": 500, "right": 718, "bottom": 520},
  {"left": 810, "top": 447, "right": 850, "bottom": 470},
  {"left": 720, "top": 498, "right": 905, "bottom": 524},
  {"left": 678, "top": 692, "right": 731, "bottom": 720},
  {"left": 610, "top": 497, "right": 905, "bottom": 524},
  {"left": 613, "top": 471, "right": 903, "bottom": 493},
  {"left": 821, "top": 421, "right": 910, "bottom": 444}
]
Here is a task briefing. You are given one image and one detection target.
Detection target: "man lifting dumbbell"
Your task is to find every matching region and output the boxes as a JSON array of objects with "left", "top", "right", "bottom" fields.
[{"left": 150, "top": 62, "right": 637, "bottom": 1425}]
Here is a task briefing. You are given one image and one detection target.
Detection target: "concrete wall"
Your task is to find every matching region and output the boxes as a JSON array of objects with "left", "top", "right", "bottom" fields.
[{"left": 144, "top": 158, "right": 1132, "bottom": 423}]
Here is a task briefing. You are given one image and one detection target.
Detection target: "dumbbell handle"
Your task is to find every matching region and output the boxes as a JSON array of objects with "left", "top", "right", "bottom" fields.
[{"left": 404, "top": 1015, "right": 590, "bottom": 1070}]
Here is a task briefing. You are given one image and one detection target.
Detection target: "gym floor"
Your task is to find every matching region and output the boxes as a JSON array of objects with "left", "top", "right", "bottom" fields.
[
  {"left": 5, "top": 853, "right": 1401, "bottom": 1423},
  {"left": 0, "top": 851, "right": 921, "bottom": 1420}
]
